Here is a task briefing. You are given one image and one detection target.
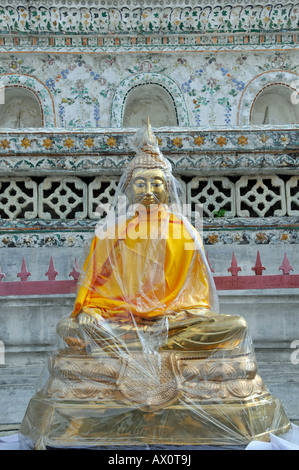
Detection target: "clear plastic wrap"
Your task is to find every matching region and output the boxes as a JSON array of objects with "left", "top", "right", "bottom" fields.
[{"left": 19, "top": 121, "right": 290, "bottom": 450}]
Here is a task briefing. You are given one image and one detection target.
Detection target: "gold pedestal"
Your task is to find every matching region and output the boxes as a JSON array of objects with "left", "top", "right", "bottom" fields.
[
  {"left": 20, "top": 393, "right": 290, "bottom": 450},
  {"left": 19, "top": 348, "right": 291, "bottom": 450}
]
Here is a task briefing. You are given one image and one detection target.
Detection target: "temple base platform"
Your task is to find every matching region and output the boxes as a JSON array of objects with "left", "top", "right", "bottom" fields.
[
  {"left": 19, "top": 394, "right": 290, "bottom": 450},
  {"left": 19, "top": 348, "right": 291, "bottom": 450}
]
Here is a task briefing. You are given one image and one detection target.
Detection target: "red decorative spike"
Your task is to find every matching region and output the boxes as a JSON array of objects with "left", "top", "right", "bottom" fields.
[
  {"left": 279, "top": 253, "right": 294, "bottom": 275},
  {"left": 0, "top": 265, "right": 6, "bottom": 282},
  {"left": 228, "top": 252, "right": 242, "bottom": 277},
  {"left": 69, "top": 259, "right": 80, "bottom": 281},
  {"left": 206, "top": 251, "right": 215, "bottom": 273},
  {"left": 17, "top": 257, "right": 31, "bottom": 282},
  {"left": 252, "top": 250, "right": 266, "bottom": 276},
  {"left": 45, "top": 257, "right": 58, "bottom": 281}
]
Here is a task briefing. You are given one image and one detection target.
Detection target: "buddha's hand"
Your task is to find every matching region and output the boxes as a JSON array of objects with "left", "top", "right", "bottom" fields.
[
  {"left": 77, "top": 312, "right": 96, "bottom": 326},
  {"left": 183, "top": 308, "right": 216, "bottom": 321}
]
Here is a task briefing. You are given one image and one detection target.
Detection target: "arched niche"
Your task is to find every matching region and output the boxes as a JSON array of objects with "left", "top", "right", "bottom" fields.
[
  {"left": 0, "top": 74, "right": 56, "bottom": 128},
  {"left": 0, "top": 87, "right": 43, "bottom": 128},
  {"left": 237, "top": 71, "right": 299, "bottom": 126},
  {"left": 123, "top": 83, "right": 178, "bottom": 128},
  {"left": 111, "top": 73, "right": 189, "bottom": 128},
  {"left": 250, "top": 84, "right": 299, "bottom": 125}
]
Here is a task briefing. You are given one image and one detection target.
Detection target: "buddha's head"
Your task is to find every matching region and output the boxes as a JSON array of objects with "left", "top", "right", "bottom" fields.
[
  {"left": 129, "top": 167, "right": 169, "bottom": 209},
  {"left": 124, "top": 118, "right": 171, "bottom": 209}
]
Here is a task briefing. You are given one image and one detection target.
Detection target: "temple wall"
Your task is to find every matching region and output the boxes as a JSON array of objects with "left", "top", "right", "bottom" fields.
[
  {"left": 0, "top": 0, "right": 298, "bottom": 427},
  {"left": 0, "top": 50, "right": 298, "bottom": 128}
]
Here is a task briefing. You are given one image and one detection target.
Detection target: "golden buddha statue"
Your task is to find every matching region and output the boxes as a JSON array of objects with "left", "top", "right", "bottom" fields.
[{"left": 19, "top": 120, "right": 290, "bottom": 450}]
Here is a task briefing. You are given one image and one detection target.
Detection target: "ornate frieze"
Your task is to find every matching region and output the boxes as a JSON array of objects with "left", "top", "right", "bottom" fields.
[
  {"left": 0, "top": 1, "right": 298, "bottom": 36},
  {"left": 1, "top": 152, "right": 298, "bottom": 175},
  {"left": 0, "top": 127, "right": 297, "bottom": 158},
  {"left": 1, "top": 227, "right": 299, "bottom": 249},
  {"left": 0, "top": 1, "right": 297, "bottom": 52},
  {"left": 1, "top": 32, "right": 298, "bottom": 53}
]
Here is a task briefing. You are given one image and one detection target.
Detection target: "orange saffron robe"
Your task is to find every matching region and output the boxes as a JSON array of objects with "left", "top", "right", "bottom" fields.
[{"left": 71, "top": 208, "right": 210, "bottom": 320}]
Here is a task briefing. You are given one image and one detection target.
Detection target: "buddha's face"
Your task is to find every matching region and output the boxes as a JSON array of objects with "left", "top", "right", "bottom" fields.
[{"left": 128, "top": 168, "right": 169, "bottom": 209}]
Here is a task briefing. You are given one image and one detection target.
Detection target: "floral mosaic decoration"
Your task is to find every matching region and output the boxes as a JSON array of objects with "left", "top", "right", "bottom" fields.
[
  {"left": 180, "top": 53, "right": 246, "bottom": 126},
  {"left": 0, "top": 49, "right": 298, "bottom": 128},
  {"left": 0, "top": 3, "right": 298, "bottom": 34}
]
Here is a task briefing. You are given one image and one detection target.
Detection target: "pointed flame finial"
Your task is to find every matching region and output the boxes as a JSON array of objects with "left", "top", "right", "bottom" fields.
[
  {"left": 228, "top": 252, "right": 242, "bottom": 277},
  {"left": 17, "top": 257, "right": 31, "bottom": 282},
  {"left": 252, "top": 251, "right": 266, "bottom": 276},
  {"left": 45, "top": 256, "right": 59, "bottom": 281},
  {"left": 279, "top": 253, "right": 293, "bottom": 275}
]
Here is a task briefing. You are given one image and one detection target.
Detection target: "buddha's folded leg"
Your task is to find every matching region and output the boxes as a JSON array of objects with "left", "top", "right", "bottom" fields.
[
  {"left": 165, "top": 312, "right": 249, "bottom": 351},
  {"left": 56, "top": 312, "right": 147, "bottom": 353},
  {"left": 57, "top": 308, "right": 250, "bottom": 354}
]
